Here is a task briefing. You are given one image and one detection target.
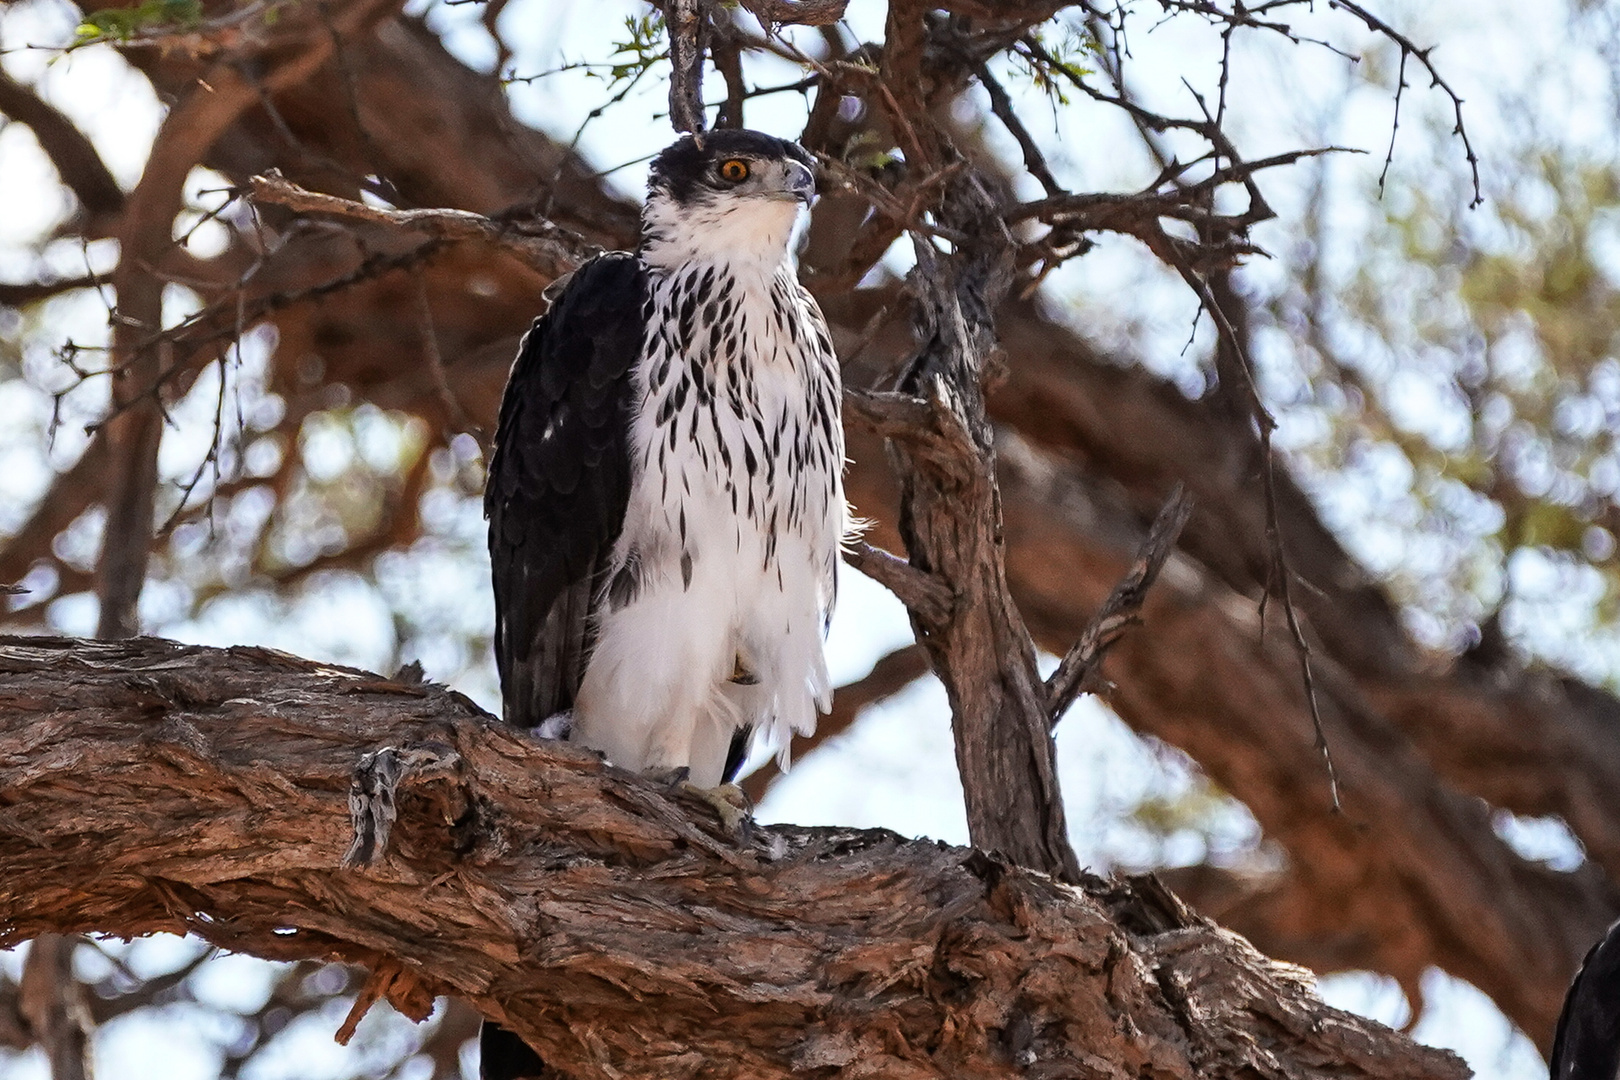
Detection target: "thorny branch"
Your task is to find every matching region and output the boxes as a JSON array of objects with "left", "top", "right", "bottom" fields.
[
  {"left": 1169, "top": 253, "right": 1342, "bottom": 810},
  {"left": 1328, "top": 0, "right": 1483, "bottom": 206}
]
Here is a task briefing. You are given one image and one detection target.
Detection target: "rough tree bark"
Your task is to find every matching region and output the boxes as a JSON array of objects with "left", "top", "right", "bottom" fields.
[
  {"left": 0, "top": 635, "right": 1466, "bottom": 1080},
  {"left": 883, "top": 206, "right": 1079, "bottom": 881}
]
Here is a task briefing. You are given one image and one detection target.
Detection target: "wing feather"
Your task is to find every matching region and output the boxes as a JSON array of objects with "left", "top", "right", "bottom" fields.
[
  {"left": 485, "top": 252, "right": 646, "bottom": 728},
  {"left": 1552, "top": 918, "right": 1620, "bottom": 1079}
]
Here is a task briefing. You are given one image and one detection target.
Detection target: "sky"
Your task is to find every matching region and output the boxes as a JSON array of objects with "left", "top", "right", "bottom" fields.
[{"left": 0, "top": 0, "right": 1607, "bottom": 1077}]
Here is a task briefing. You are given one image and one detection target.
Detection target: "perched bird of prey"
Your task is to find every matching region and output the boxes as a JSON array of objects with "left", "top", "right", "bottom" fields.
[
  {"left": 481, "top": 127, "right": 843, "bottom": 1080},
  {"left": 486, "top": 127, "right": 846, "bottom": 803},
  {"left": 1552, "top": 918, "right": 1620, "bottom": 1079}
]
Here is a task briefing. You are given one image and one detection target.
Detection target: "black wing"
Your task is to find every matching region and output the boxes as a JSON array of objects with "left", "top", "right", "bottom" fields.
[
  {"left": 485, "top": 252, "right": 646, "bottom": 728},
  {"left": 1552, "top": 918, "right": 1620, "bottom": 1080}
]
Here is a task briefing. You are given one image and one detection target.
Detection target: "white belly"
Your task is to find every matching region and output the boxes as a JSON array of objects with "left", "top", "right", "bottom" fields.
[
  {"left": 570, "top": 260, "right": 843, "bottom": 788},
  {"left": 572, "top": 491, "right": 831, "bottom": 787}
]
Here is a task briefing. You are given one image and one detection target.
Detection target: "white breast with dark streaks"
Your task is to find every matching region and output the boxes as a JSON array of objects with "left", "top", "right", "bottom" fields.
[{"left": 570, "top": 252, "right": 847, "bottom": 788}]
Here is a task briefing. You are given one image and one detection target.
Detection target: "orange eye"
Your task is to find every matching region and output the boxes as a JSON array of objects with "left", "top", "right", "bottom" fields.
[{"left": 719, "top": 158, "right": 750, "bottom": 182}]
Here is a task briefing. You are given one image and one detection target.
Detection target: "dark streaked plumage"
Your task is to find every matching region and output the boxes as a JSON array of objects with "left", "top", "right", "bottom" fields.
[
  {"left": 486, "top": 129, "right": 844, "bottom": 798},
  {"left": 483, "top": 132, "right": 843, "bottom": 1080},
  {"left": 486, "top": 253, "right": 646, "bottom": 727}
]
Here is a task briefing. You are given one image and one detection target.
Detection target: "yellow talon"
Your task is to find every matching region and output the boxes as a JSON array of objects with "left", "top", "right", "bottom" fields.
[{"left": 680, "top": 780, "right": 752, "bottom": 836}]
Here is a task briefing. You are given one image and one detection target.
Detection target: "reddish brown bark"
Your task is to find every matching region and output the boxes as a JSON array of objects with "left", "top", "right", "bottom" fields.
[{"left": 0, "top": 635, "right": 1465, "bottom": 1080}]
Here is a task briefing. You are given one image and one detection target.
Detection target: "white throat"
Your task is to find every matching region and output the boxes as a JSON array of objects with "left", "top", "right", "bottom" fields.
[{"left": 640, "top": 192, "right": 802, "bottom": 272}]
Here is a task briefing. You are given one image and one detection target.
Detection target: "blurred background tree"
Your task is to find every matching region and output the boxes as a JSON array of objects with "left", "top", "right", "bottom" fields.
[{"left": 2, "top": 0, "right": 1618, "bottom": 1076}]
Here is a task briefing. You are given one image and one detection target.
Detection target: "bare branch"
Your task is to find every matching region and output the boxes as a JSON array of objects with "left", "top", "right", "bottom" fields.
[
  {"left": 975, "top": 62, "right": 1062, "bottom": 198},
  {"left": 412, "top": 269, "right": 483, "bottom": 439},
  {"left": 1045, "top": 485, "right": 1193, "bottom": 724},
  {"left": 665, "top": 0, "right": 707, "bottom": 134},
  {"left": 1329, "top": 0, "right": 1482, "bottom": 207},
  {"left": 843, "top": 541, "right": 952, "bottom": 625},
  {"left": 249, "top": 172, "right": 595, "bottom": 279},
  {"left": 886, "top": 180, "right": 1081, "bottom": 882},
  {"left": 0, "top": 276, "right": 105, "bottom": 309}
]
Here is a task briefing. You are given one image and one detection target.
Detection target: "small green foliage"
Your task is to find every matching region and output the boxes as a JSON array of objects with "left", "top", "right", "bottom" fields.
[
  {"left": 76, "top": 0, "right": 202, "bottom": 42},
  {"left": 843, "top": 129, "right": 897, "bottom": 171},
  {"left": 1011, "top": 20, "right": 1098, "bottom": 106},
  {"left": 597, "top": 12, "right": 668, "bottom": 96}
]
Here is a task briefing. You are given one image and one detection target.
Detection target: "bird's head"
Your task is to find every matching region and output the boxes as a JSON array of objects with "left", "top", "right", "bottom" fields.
[{"left": 641, "top": 129, "right": 817, "bottom": 270}]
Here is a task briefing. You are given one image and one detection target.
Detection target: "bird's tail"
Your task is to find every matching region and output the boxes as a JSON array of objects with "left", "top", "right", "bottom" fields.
[{"left": 480, "top": 1020, "right": 547, "bottom": 1080}]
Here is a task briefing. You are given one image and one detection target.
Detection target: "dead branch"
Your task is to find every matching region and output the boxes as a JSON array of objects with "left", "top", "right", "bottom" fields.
[
  {"left": 1045, "top": 485, "right": 1193, "bottom": 724},
  {"left": 843, "top": 541, "right": 953, "bottom": 626},
  {"left": 0, "top": 634, "right": 1466, "bottom": 1080},
  {"left": 249, "top": 172, "right": 595, "bottom": 279},
  {"left": 1327, "top": 0, "right": 1483, "bottom": 206},
  {"left": 0, "top": 276, "right": 106, "bottom": 309}
]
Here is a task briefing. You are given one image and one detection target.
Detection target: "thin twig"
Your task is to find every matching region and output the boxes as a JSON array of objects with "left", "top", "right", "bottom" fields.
[
  {"left": 1328, "top": 0, "right": 1482, "bottom": 207},
  {"left": 412, "top": 268, "right": 483, "bottom": 440},
  {"left": 1169, "top": 255, "right": 1341, "bottom": 812},
  {"left": 977, "top": 62, "right": 1063, "bottom": 198}
]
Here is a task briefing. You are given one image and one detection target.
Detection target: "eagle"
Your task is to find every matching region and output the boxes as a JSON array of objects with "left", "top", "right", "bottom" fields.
[
  {"left": 485, "top": 127, "right": 846, "bottom": 811},
  {"left": 480, "top": 128, "right": 844, "bottom": 1079}
]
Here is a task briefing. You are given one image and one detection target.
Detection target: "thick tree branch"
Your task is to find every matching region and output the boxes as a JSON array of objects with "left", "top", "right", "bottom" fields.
[
  {"left": 0, "top": 69, "right": 124, "bottom": 225},
  {"left": 0, "top": 635, "right": 1465, "bottom": 1080},
  {"left": 736, "top": 0, "right": 847, "bottom": 27},
  {"left": 886, "top": 175, "right": 1080, "bottom": 882},
  {"left": 0, "top": 4, "right": 1592, "bottom": 1049}
]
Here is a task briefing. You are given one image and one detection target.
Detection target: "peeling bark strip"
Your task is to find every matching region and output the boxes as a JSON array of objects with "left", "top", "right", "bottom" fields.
[{"left": 0, "top": 636, "right": 1464, "bottom": 1079}]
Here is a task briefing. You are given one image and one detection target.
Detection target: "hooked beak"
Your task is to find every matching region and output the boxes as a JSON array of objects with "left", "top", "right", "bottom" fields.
[{"left": 784, "top": 159, "right": 816, "bottom": 207}]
